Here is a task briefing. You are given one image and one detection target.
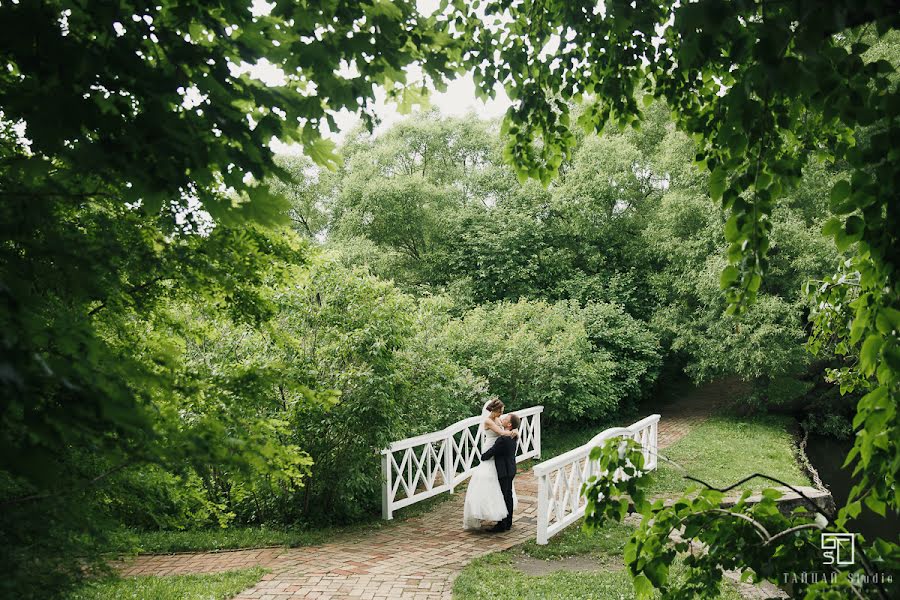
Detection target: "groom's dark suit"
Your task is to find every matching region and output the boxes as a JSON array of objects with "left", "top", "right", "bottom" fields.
[{"left": 481, "top": 433, "right": 517, "bottom": 530}]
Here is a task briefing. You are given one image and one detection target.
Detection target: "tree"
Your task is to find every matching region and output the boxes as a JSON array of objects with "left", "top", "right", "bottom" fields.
[
  {"left": 328, "top": 112, "right": 512, "bottom": 287},
  {"left": 270, "top": 154, "right": 332, "bottom": 239},
  {"left": 436, "top": 299, "right": 658, "bottom": 422},
  {"left": 0, "top": 2, "right": 461, "bottom": 597},
  {"left": 436, "top": 1, "right": 898, "bottom": 596}
]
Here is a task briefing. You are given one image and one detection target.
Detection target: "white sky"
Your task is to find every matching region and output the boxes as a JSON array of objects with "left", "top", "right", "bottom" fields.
[
  {"left": 266, "top": 65, "right": 511, "bottom": 154},
  {"left": 246, "top": 0, "right": 512, "bottom": 153}
]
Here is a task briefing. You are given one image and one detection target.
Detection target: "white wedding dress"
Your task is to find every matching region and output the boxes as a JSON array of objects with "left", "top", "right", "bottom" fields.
[{"left": 462, "top": 410, "right": 518, "bottom": 530}]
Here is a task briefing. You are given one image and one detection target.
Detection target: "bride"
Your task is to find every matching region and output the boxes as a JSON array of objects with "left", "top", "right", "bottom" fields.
[{"left": 463, "top": 398, "right": 518, "bottom": 530}]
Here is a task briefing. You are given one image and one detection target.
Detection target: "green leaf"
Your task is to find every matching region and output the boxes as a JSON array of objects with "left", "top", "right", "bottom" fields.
[
  {"left": 829, "top": 180, "right": 854, "bottom": 214},
  {"left": 835, "top": 228, "right": 859, "bottom": 251},
  {"left": 747, "top": 273, "right": 762, "bottom": 292},
  {"left": 304, "top": 137, "right": 341, "bottom": 170},
  {"left": 724, "top": 215, "right": 741, "bottom": 243},
  {"left": 859, "top": 334, "right": 883, "bottom": 376},
  {"left": 845, "top": 215, "right": 864, "bottom": 237},
  {"left": 821, "top": 217, "right": 842, "bottom": 237},
  {"left": 875, "top": 308, "right": 900, "bottom": 334},
  {"left": 644, "top": 559, "right": 669, "bottom": 587},
  {"left": 720, "top": 266, "right": 740, "bottom": 288},
  {"left": 761, "top": 488, "right": 784, "bottom": 501},
  {"left": 849, "top": 312, "right": 868, "bottom": 345},
  {"left": 632, "top": 574, "right": 654, "bottom": 600},
  {"left": 392, "top": 84, "right": 431, "bottom": 115},
  {"left": 709, "top": 168, "right": 727, "bottom": 202}
]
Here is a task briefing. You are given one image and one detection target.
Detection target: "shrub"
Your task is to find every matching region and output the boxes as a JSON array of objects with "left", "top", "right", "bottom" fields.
[
  {"left": 102, "top": 466, "right": 232, "bottom": 531},
  {"left": 578, "top": 302, "right": 662, "bottom": 409},
  {"left": 437, "top": 299, "right": 623, "bottom": 422},
  {"left": 274, "top": 260, "right": 417, "bottom": 523},
  {"left": 395, "top": 295, "right": 493, "bottom": 434},
  {"left": 273, "top": 261, "right": 488, "bottom": 523}
]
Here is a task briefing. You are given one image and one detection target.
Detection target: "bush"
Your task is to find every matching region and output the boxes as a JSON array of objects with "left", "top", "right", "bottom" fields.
[
  {"left": 275, "top": 260, "right": 487, "bottom": 523},
  {"left": 437, "top": 299, "right": 624, "bottom": 422},
  {"left": 102, "top": 466, "right": 232, "bottom": 531},
  {"left": 91, "top": 260, "right": 492, "bottom": 532},
  {"left": 395, "top": 295, "right": 493, "bottom": 434},
  {"left": 270, "top": 260, "right": 415, "bottom": 523},
  {"left": 579, "top": 302, "right": 662, "bottom": 409}
]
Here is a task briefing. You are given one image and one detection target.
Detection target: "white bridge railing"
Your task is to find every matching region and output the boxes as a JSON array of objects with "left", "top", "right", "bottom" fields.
[
  {"left": 533, "top": 414, "right": 660, "bottom": 544},
  {"left": 381, "top": 406, "right": 543, "bottom": 520}
]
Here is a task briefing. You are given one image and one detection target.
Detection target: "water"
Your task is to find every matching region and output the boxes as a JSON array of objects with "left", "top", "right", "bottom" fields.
[{"left": 803, "top": 433, "right": 900, "bottom": 542}]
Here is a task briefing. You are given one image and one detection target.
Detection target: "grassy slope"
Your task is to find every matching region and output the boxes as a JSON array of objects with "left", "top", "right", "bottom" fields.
[
  {"left": 69, "top": 567, "right": 267, "bottom": 600},
  {"left": 454, "top": 522, "right": 744, "bottom": 600},
  {"left": 645, "top": 414, "right": 810, "bottom": 497}
]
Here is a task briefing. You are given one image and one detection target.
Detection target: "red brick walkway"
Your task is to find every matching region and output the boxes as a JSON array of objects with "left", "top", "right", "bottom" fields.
[
  {"left": 118, "top": 475, "right": 540, "bottom": 599},
  {"left": 117, "top": 380, "right": 735, "bottom": 598}
]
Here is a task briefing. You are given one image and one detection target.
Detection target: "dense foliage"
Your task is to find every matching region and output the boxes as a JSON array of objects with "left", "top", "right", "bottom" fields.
[
  {"left": 455, "top": 0, "right": 900, "bottom": 597},
  {"left": 438, "top": 299, "right": 647, "bottom": 421},
  {"left": 0, "top": 1, "right": 456, "bottom": 597},
  {"left": 327, "top": 106, "right": 841, "bottom": 408},
  {"left": 2, "top": 1, "right": 898, "bottom": 598}
]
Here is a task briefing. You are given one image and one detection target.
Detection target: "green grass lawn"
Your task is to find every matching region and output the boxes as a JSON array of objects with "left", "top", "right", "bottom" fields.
[
  {"left": 453, "top": 522, "right": 744, "bottom": 600},
  {"left": 109, "top": 488, "right": 452, "bottom": 555},
  {"left": 454, "top": 555, "right": 645, "bottom": 600},
  {"left": 644, "top": 414, "right": 810, "bottom": 497},
  {"left": 514, "top": 520, "right": 638, "bottom": 561},
  {"left": 69, "top": 567, "right": 266, "bottom": 600},
  {"left": 109, "top": 526, "right": 328, "bottom": 554}
]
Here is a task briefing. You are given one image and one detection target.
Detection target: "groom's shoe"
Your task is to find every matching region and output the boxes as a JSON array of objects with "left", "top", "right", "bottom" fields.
[{"left": 488, "top": 523, "right": 506, "bottom": 533}]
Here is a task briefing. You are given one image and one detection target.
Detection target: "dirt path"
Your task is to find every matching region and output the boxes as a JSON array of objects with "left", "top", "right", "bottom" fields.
[{"left": 117, "top": 380, "right": 735, "bottom": 599}]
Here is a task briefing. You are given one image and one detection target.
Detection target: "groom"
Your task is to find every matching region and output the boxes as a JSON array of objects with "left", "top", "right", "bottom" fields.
[{"left": 481, "top": 413, "right": 520, "bottom": 532}]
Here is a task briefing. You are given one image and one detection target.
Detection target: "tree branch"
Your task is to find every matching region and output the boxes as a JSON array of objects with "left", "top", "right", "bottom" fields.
[
  {"left": 88, "top": 275, "right": 169, "bottom": 316},
  {"left": 654, "top": 452, "right": 890, "bottom": 600}
]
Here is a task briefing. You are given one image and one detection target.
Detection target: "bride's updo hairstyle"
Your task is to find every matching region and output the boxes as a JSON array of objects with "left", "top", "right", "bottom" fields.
[{"left": 485, "top": 399, "right": 504, "bottom": 415}]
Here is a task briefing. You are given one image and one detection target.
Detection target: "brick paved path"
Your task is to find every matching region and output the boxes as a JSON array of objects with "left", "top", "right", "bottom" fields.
[{"left": 118, "top": 380, "right": 736, "bottom": 599}]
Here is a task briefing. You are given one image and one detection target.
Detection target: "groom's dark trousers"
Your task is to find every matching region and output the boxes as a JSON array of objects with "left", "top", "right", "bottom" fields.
[{"left": 481, "top": 434, "right": 517, "bottom": 530}]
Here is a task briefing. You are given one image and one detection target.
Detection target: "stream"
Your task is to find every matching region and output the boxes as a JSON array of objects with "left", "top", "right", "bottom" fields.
[{"left": 803, "top": 433, "right": 900, "bottom": 542}]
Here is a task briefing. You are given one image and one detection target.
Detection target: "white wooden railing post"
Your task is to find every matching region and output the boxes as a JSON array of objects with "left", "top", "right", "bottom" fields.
[
  {"left": 534, "top": 410, "right": 542, "bottom": 459},
  {"left": 534, "top": 414, "right": 660, "bottom": 544},
  {"left": 537, "top": 472, "right": 549, "bottom": 545},
  {"left": 381, "top": 452, "right": 393, "bottom": 520},
  {"left": 445, "top": 435, "right": 455, "bottom": 494}
]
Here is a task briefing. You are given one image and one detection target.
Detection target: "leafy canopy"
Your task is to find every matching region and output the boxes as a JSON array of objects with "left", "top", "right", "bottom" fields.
[{"left": 0, "top": 2, "right": 460, "bottom": 597}]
